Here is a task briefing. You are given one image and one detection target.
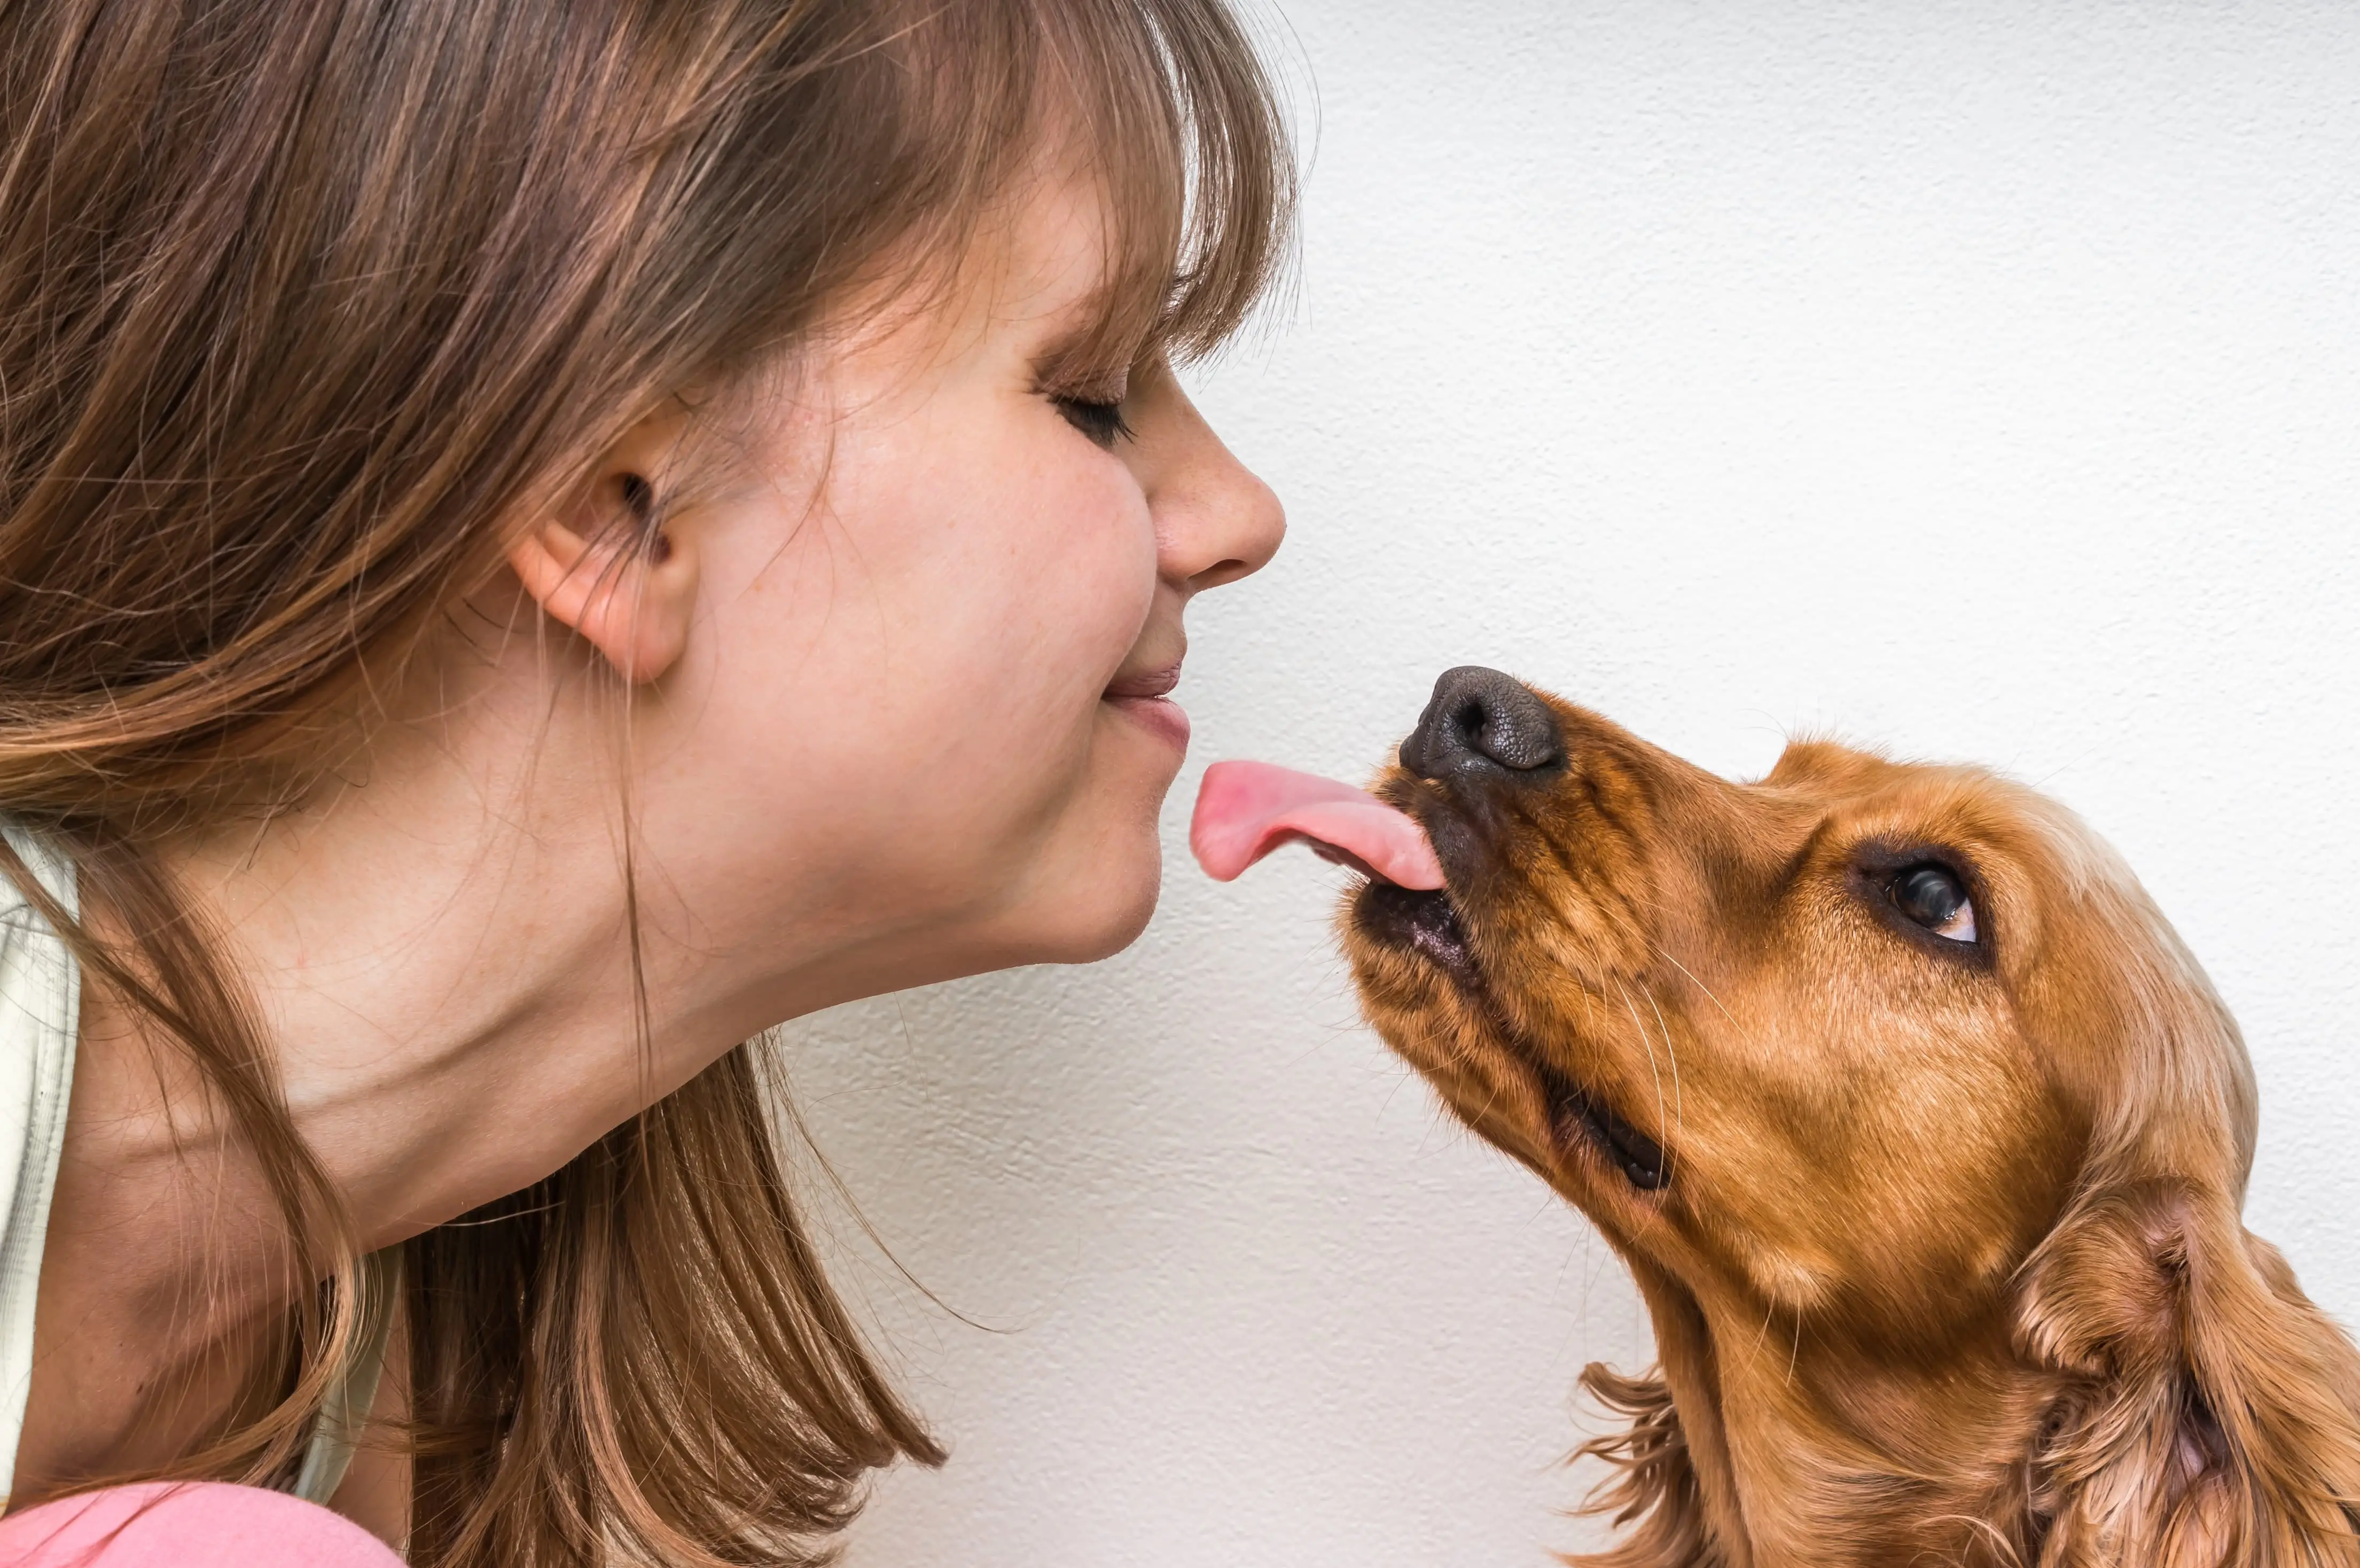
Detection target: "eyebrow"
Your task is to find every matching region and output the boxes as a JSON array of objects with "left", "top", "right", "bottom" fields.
[
  {"left": 1022, "top": 233, "right": 1171, "bottom": 390},
  {"left": 1028, "top": 301, "right": 1154, "bottom": 393}
]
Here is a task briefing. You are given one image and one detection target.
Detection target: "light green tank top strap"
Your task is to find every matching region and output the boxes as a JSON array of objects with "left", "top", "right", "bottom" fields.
[
  {"left": 0, "top": 827, "right": 396, "bottom": 1508},
  {"left": 292, "top": 1247, "right": 403, "bottom": 1504},
  {"left": 0, "top": 828, "right": 79, "bottom": 1507}
]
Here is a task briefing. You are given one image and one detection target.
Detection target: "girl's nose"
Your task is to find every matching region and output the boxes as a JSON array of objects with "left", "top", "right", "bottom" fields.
[{"left": 1134, "top": 367, "right": 1285, "bottom": 594}]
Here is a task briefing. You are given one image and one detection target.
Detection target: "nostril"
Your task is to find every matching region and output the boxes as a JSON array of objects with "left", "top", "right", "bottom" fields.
[
  {"left": 1188, "top": 556, "right": 1253, "bottom": 591},
  {"left": 1447, "top": 699, "right": 1484, "bottom": 753},
  {"left": 1462, "top": 692, "right": 1561, "bottom": 771},
  {"left": 1401, "top": 665, "right": 1565, "bottom": 779}
]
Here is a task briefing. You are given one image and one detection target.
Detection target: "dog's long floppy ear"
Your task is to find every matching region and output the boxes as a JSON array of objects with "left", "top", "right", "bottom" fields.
[
  {"left": 2014, "top": 1176, "right": 2360, "bottom": 1565},
  {"left": 1565, "top": 1363, "right": 1718, "bottom": 1568}
]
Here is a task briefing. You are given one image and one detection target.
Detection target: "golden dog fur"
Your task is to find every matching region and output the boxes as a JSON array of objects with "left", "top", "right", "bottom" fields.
[{"left": 1342, "top": 681, "right": 2360, "bottom": 1567}]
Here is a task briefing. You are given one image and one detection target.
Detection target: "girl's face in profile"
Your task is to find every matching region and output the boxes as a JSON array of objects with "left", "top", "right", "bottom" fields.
[{"left": 637, "top": 164, "right": 1284, "bottom": 1010}]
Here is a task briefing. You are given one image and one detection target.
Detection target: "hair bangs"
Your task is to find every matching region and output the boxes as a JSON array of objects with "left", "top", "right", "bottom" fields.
[
  {"left": 1050, "top": 0, "right": 1294, "bottom": 373},
  {"left": 864, "top": 0, "right": 1294, "bottom": 390}
]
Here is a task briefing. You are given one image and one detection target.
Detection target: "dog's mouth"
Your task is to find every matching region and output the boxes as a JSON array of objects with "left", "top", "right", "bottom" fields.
[
  {"left": 1535, "top": 1057, "right": 1669, "bottom": 1191},
  {"left": 1354, "top": 879, "right": 1669, "bottom": 1193},
  {"left": 1356, "top": 881, "right": 1474, "bottom": 975},
  {"left": 1188, "top": 756, "right": 1670, "bottom": 1194}
]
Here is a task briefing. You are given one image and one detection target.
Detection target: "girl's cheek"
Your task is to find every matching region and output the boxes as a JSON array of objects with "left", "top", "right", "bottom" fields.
[
  {"left": 728, "top": 396, "right": 1150, "bottom": 767},
  {"left": 955, "top": 451, "right": 1154, "bottom": 686}
]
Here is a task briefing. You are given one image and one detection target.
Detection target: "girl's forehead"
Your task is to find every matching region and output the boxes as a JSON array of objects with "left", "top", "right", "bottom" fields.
[
  {"left": 971, "top": 161, "right": 1120, "bottom": 322},
  {"left": 817, "top": 18, "right": 1287, "bottom": 386},
  {"left": 834, "top": 162, "right": 1144, "bottom": 379}
]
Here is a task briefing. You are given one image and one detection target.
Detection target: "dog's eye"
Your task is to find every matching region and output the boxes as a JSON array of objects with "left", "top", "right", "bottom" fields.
[{"left": 1891, "top": 864, "right": 1977, "bottom": 943}]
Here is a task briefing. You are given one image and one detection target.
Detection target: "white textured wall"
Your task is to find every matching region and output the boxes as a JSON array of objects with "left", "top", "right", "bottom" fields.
[{"left": 798, "top": 5, "right": 2360, "bottom": 1563}]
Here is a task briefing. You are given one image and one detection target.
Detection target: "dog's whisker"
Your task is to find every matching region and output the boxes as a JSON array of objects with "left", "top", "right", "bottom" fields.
[
  {"left": 1639, "top": 978, "right": 1683, "bottom": 1179},
  {"left": 1614, "top": 978, "right": 1671, "bottom": 1194},
  {"left": 1654, "top": 946, "right": 1737, "bottom": 1028},
  {"left": 1748, "top": 1286, "right": 1780, "bottom": 1370}
]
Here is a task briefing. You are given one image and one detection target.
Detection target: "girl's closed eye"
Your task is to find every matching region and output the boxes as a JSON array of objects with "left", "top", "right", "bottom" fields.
[{"left": 1051, "top": 390, "right": 1135, "bottom": 448}]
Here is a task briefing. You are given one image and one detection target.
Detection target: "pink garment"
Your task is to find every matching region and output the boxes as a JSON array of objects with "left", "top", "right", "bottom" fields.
[{"left": 0, "top": 1482, "right": 402, "bottom": 1566}]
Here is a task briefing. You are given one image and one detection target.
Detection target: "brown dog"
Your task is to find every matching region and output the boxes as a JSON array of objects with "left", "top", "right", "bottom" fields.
[{"left": 1341, "top": 667, "right": 2360, "bottom": 1567}]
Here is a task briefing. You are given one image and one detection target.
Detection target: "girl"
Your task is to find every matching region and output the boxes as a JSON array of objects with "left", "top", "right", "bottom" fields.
[{"left": 0, "top": 1, "right": 1291, "bottom": 1562}]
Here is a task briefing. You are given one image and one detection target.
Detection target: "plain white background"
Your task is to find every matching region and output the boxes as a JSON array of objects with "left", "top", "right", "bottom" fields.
[{"left": 794, "top": 4, "right": 2360, "bottom": 1563}]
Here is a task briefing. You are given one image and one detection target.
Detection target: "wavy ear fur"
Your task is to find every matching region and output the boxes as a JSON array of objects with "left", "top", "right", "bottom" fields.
[
  {"left": 2015, "top": 1178, "right": 2360, "bottom": 1566},
  {"left": 1565, "top": 1363, "right": 1721, "bottom": 1567}
]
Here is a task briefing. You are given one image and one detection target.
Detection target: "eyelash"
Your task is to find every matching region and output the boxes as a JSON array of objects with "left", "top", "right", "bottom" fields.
[{"left": 1051, "top": 394, "right": 1135, "bottom": 449}]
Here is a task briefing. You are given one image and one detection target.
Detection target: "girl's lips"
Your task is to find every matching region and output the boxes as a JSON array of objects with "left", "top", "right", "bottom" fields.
[
  {"left": 1101, "top": 662, "right": 1182, "bottom": 701},
  {"left": 1099, "top": 655, "right": 1189, "bottom": 749},
  {"left": 1104, "top": 691, "right": 1190, "bottom": 751},
  {"left": 1102, "top": 659, "right": 1188, "bottom": 750}
]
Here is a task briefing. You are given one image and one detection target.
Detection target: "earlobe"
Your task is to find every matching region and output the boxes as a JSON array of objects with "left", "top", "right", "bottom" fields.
[
  {"left": 2015, "top": 1178, "right": 2360, "bottom": 1562},
  {"left": 505, "top": 479, "right": 697, "bottom": 684}
]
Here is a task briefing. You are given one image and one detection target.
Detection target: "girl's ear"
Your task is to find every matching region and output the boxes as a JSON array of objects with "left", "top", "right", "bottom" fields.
[
  {"left": 2015, "top": 1177, "right": 2360, "bottom": 1564},
  {"left": 507, "top": 467, "right": 698, "bottom": 684}
]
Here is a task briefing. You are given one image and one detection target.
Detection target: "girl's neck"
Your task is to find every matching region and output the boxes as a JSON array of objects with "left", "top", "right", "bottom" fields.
[{"left": 156, "top": 625, "right": 715, "bottom": 1248}]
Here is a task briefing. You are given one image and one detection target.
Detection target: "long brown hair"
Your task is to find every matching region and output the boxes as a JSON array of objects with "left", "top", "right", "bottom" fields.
[{"left": 0, "top": 1, "right": 1292, "bottom": 1562}]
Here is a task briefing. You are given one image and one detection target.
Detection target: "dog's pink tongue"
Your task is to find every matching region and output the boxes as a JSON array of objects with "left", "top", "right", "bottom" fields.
[{"left": 1191, "top": 761, "right": 1445, "bottom": 889}]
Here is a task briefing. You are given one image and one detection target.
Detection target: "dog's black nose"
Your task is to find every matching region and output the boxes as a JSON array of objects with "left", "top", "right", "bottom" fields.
[{"left": 1399, "top": 666, "right": 1565, "bottom": 780}]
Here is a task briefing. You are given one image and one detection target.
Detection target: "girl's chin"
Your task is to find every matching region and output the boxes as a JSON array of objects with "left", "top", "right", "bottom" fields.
[
  {"left": 988, "top": 844, "right": 1162, "bottom": 967},
  {"left": 1054, "top": 867, "right": 1161, "bottom": 963},
  {"left": 1011, "top": 793, "right": 1173, "bottom": 963},
  {"left": 943, "top": 715, "right": 1184, "bottom": 967}
]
